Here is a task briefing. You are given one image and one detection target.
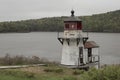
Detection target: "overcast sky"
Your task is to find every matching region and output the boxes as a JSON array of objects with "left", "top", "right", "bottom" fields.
[{"left": 0, "top": 0, "right": 120, "bottom": 22}]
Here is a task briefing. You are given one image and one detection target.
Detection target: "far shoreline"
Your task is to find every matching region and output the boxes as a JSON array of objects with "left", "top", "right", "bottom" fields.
[{"left": 0, "top": 31, "right": 120, "bottom": 34}]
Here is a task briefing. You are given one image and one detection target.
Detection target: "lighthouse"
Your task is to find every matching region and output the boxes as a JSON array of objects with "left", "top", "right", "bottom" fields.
[{"left": 58, "top": 10, "right": 100, "bottom": 68}]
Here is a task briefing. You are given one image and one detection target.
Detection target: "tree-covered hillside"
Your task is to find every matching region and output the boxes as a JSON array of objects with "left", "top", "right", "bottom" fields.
[
  {"left": 82, "top": 10, "right": 120, "bottom": 32},
  {"left": 0, "top": 10, "right": 120, "bottom": 33}
]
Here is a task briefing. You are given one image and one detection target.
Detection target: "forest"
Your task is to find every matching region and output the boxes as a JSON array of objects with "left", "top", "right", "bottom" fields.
[{"left": 0, "top": 10, "right": 120, "bottom": 33}]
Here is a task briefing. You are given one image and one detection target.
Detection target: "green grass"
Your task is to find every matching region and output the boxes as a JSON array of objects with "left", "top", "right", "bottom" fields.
[
  {"left": 0, "top": 69, "right": 35, "bottom": 80},
  {"left": 0, "top": 75, "right": 33, "bottom": 80},
  {"left": 0, "top": 65, "right": 120, "bottom": 80}
]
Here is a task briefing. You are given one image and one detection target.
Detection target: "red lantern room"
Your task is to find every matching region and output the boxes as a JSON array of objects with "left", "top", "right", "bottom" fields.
[{"left": 64, "top": 10, "right": 82, "bottom": 30}]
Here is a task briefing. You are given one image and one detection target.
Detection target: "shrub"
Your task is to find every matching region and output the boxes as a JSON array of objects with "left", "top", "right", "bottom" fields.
[
  {"left": 0, "top": 54, "right": 54, "bottom": 65},
  {"left": 80, "top": 65, "right": 120, "bottom": 80}
]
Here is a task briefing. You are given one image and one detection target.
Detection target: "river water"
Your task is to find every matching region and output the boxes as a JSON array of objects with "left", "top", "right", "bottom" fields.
[{"left": 0, "top": 32, "right": 120, "bottom": 65}]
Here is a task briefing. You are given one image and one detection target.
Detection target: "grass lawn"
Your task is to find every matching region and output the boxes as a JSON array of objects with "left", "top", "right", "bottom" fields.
[
  {"left": 0, "top": 64, "right": 120, "bottom": 80},
  {"left": 0, "top": 64, "right": 78, "bottom": 80}
]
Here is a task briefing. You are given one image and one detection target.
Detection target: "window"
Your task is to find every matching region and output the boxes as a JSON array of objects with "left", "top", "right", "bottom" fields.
[
  {"left": 65, "top": 24, "right": 69, "bottom": 29},
  {"left": 70, "top": 23, "right": 77, "bottom": 30},
  {"left": 71, "top": 24, "right": 75, "bottom": 28},
  {"left": 88, "top": 48, "right": 92, "bottom": 63},
  {"left": 77, "top": 22, "right": 82, "bottom": 30},
  {"left": 79, "top": 47, "right": 83, "bottom": 63}
]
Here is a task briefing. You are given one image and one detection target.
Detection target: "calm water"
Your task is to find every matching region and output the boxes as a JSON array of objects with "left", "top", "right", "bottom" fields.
[{"left": 0, "top": 32, "right": 120, "bottom": 65}]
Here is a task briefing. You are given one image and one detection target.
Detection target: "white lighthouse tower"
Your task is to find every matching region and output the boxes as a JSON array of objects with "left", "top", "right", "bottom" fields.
[{"left": 58, "top": 10, "right": 100, "bottom": 68}]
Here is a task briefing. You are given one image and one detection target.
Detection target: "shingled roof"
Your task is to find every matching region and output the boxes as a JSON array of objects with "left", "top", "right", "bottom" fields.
[
  {"left": 84, "top": 41, "right": 99, "bottom": 49},
  {"left": 64, "top": 16, "right": 81, "bottom": 22}
]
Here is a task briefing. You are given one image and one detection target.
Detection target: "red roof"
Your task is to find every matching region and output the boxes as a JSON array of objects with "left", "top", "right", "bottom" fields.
[{"left": 84, "top": 41, "right": 99, "bottom": 49}]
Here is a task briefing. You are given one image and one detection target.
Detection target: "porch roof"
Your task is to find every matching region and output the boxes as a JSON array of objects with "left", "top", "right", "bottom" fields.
[{"left": 84, "top": 41, "right": 99, "bottom": 49}]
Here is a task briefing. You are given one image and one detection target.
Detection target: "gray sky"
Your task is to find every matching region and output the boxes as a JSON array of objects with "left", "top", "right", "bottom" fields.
[{"left": 0, "top": 0, "right": 120, "bottom": 22}]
